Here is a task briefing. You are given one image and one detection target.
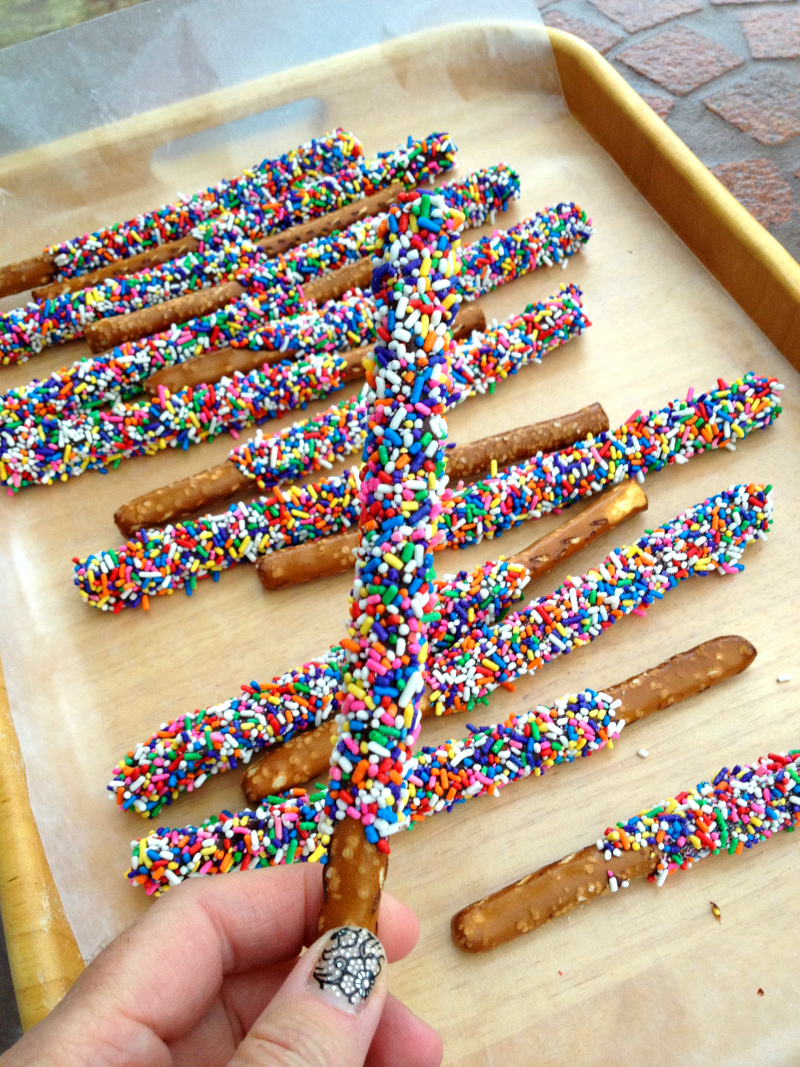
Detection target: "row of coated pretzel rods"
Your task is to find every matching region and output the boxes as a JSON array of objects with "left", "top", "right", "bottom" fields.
[
  {"left": 82, "top": 187, "right": 462, "bottom": 352},
  {"left": 0, "top": 129, "right": 451, "bottom": 300},
  {"left": 107, "top": 481, "right": 643, "bottom": 820},
  {"left": 0, "top": 134, "right": 468, "bottom": 367},
  {"left": 76, "top": 373, "right": 781, "bottom": 614},
  {"left": 126, "top": 629, "right": 760, "bottom": 896},
  {"left": 242, "top": 481, "right": 647, "bottom": 802},
  {"left": 0, "top": 128, "right": 366, "bottom": 296}
]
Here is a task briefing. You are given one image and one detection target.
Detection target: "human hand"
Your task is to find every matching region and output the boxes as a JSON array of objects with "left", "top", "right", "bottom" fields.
[{"left": 2, "top": 865, "right": 442, "bottom": 1067}]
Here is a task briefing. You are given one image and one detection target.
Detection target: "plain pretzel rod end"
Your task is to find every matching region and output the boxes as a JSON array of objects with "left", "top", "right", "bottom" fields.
[
  {"left": 451, "top": 845, "right": 658, "bottom": 953},
  {"left": 0, "top": 254, "right": 55, "bottom": 299},
  {"left": 509, "top": 479, "right": 648, "bottom": 580},
  {"left": 114, "top": 462, "right": 249, "bottom": 537},
  {"left": 318, "top": 816, "right": 388, "bottom": 936},
  {"left": 83, "top": 279, "right": 244, "bottom": 353}
]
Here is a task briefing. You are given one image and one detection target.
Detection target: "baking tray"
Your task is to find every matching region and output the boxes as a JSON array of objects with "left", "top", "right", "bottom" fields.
[{"left": 1, "top": 22, "right": 800, "bottom": 1064}]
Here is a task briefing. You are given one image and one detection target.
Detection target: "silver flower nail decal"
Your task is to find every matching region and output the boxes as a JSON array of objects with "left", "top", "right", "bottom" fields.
[{"left": 311, "top": 927, "right": 385, "bottom": 1010}]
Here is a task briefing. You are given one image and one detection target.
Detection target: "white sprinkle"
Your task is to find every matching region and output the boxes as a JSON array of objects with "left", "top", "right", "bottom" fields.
[
  {"left": 637, "top": 748, "right": 649, "bottom": 759},
  {"left": 777, "top": 674, "right": 792, "bottom": 683}
]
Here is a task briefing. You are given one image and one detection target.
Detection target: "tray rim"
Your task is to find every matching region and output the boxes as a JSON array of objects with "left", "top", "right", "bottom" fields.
[{"left": 1, "top": 23, "right": 798, "bottom": 1033}]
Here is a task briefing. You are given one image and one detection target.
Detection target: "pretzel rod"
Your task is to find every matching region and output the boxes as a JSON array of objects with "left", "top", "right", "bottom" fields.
[
  {"left": 0, "top": 128, "right": 362, "bottom": 298},
  {"left": 73, "top": 374, "right": 781, "bottom": 610},
  {"left": 33, "top": 181, "right": 409, "bottom": 302},
  {"left": 257, "top": 403, "right": 611, "bottom": 590},
  {"left": 452, "top": 741, "right": 797, "bottom": 953},
  {"left": 0, "top": 134, "right": 461, "bottom": 365},
  {"left": 0, "top": 208, "right": 585, "bottom": 466},
  {"left": 126, "top": 634, "right": 759, "bottom": 895},
  {"left": 111, "top": 309, "right": 478, "bottom": 534},
  {"left": 79, "top": 163, "right": 516, "bottom": 354},
  {"left": 140, "top": 300, "right": 486, "bottom": 401},
  {"left": 244, "top": 482, "right": 647, "bottom": 802}
]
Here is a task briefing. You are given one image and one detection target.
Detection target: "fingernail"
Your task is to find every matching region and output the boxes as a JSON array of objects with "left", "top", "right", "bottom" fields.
[{"left": 308, "top": 926, "right": 386, "bottom": 1014}]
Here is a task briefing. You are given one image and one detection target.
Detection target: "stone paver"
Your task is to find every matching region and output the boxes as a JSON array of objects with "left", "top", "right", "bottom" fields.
[
  {"left": 712, "top": 158, "right": 798, "bottom": 228},
  {"left": 641, "top": 94, "right": 677, "bottom": 119},
  {"left": 704, "top": 69, "right": 800, "bottom": 145},
  {"left": 741, "top": 10, "right": 800, "bottom": 58},
  {"left": 588, "top": 0, "right": 702, "bottom": 33},
  {"left": 616, "top": 25, "right": 745, "bottom": 95},
  {"left": 543, "top": 11, "right": 625, "bottom": 53},
  {"left": 711, "top": 0, "right": 792, "bottom": 4}
]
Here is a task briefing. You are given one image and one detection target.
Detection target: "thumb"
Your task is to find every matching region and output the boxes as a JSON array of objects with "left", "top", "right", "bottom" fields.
[{"left": 228, "top": 926, "right": 388, "bottom": 1067}]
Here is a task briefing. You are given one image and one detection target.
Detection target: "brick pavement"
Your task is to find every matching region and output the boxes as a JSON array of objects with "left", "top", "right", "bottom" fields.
[{"left": 543, "top": 0, "right": 800, "bottom": 258}]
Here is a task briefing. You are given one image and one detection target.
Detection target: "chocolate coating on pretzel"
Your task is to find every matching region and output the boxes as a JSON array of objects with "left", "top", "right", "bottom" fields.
[{"left": 84, "top": 279, "right": 244, "bottom": 352}]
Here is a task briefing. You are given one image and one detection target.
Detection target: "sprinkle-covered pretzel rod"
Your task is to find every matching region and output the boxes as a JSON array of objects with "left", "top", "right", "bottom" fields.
[
  {"left": 126, "top": 634, "right": 758, "bottom": 895},
  {"left": 73, "top": 374, "right": 781, "bottom": 611},
  {"left": 316, "top": 188, "right": 465, "bottom": 932},
  {"left": 0, "top": 128, "right": 363, "bottom": 298},
  {"left": 255, "top": 371, "right": 783, "bottom": 589},
  {"left": 78, "top": 163, "right": 517, "bottom": 354},
  {"left": 244, "top": 482, "right": 647, "bottom": 802},
  {"left": 451, "top": 742, "right": 797, "bottom": 953}
]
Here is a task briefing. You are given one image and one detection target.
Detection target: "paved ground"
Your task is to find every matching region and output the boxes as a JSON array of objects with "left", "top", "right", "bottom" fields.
[
  {"left": 543, "top": 0, "right": 800, "bottom": 257},
  {"left": 0, "top": 0, "right": 797, "bottom": 1055}
]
